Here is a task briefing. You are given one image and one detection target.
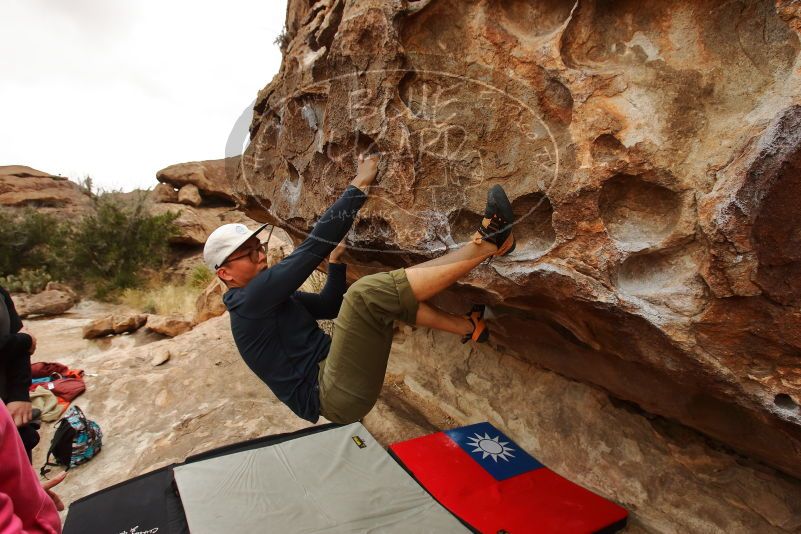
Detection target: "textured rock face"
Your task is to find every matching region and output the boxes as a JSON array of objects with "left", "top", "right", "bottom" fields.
[
  {"left": 26, "top": 302, "right": 801, "bottom": 532},
  {"left": 157, "top": 157, "right": 241, "bottom": 204},
  {"left": 149, "top": 202, "right": 254, "bottom": 246},
  {"left": 192, "top": 279, "right": 228, "bottom": 325},
  {"left": 235, "top": 0, "right": 801, "bottom": 479},
  {"left": 82, "top": 314, "right": 148, "bottom": 339},
  {"left": 177, "top": 184, "right": 202, "bottom": 206},
  {"left": 146, "top": 314, "right": 193, "bottom": 337},
  {"left": 0, "top": 165, "right": 92, "bottom": 215},
  {"left": 14, "top": 289, "right": 77, "bottom": 318},
  {"left": 151, "top": 182, "right": 179, "bottom": 203}
]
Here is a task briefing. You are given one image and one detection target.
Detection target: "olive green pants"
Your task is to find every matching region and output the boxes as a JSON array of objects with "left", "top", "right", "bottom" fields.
[{"left": 318, "top": 268, "right": 419, "bottom": 424}]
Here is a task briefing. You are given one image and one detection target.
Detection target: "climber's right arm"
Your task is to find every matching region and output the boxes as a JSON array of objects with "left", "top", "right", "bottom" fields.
[{"left": 239, "top": 154, "right": 379, "bottom": 313}]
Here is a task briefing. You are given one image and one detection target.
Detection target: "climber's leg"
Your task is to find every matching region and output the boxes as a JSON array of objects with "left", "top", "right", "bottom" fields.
[
  {"left": 405, "top": 184, "right": 516, "bottom": 302},
  {"left": 317, "top": 185, "right": 516, "bottom": 423},
  {"left": 318, "top": 269, "right": 418, "bottom": 424},
  {"left": 404, "top": 240, "right": 497, "bottom": 302},
  {"left": 415, "top": 301, "right": 473, "bottom": 336}
]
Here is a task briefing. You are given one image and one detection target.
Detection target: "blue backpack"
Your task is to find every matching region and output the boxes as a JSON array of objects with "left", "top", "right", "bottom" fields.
[{"left": 41, "top": 405, "right": 102, "bottom": 476}]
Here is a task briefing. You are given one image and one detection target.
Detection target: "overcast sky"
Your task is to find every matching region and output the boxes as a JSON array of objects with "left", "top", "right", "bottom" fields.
[{"left": 1, "top": 0, "right": 287, "bottom": 191}]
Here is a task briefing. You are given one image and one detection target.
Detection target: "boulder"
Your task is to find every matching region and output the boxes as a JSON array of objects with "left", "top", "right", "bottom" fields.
[
  {"left": 112, "top": 314, "right": 147, "bottom": 334},
  {"left": 83, "top": 316, "right": 114, "bottom": 339},
  {"left": 44, "top": 282, "right": 78, "bottom": 301},
  {"left": 150, "top": 348, "right": 171, "bottom": 366},
  {"left": 177, "top": 184, "right": 202, "bottom": 207},
  {"left": 192, "top": 279, "right": 227, "bottom": 325},
  {"left": 156, "top": 157, "right": 240, "bottom": 204},
  {"left": 146, "top": 314, "right": 193, "bottom": 337},
  {"left": 82, "top": 314, "right": 148, "bottom": 339},
  {"left": 151, "top": 183, "right": 179, "bottom": 203},
  {"left": 234, "top": 0, "right": 801, "bottom": 480},
  {"left": 149, "top": 203, "right": 260, "bottom": 246},
  {"left": 15, "top": 289, "right": 76, "bottom": 318}
]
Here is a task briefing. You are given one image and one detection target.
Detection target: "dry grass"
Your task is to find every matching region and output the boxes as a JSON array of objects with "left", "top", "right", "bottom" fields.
[
  {"left": 120, "top": 283, "right": 202, "bottom": 316},
  {"left": 120, "top": 267, "right": 334, "bottom": 331}
]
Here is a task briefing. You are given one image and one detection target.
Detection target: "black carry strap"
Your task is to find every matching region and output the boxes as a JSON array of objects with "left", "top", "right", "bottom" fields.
[{"left": 40, "top": 416, "right": 75, "bottom": 477}]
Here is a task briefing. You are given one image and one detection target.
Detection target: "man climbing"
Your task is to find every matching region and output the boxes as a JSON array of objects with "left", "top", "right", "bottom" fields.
[{"left": 204, "top": 154, "right": 515, "bottom": 424}]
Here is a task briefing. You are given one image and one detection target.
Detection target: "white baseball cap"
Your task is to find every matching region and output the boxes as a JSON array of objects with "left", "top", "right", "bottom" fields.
[{"left": 203, "top": 223, "right": 270, "bottom": 271}]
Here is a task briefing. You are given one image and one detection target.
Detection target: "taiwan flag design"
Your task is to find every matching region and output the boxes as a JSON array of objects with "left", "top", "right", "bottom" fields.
[
  {"left": 389, "top": 422, "right": 628, "bottom": 533},
  {"left": 445, "top": 422, "right": 544, "bottom": 481}
]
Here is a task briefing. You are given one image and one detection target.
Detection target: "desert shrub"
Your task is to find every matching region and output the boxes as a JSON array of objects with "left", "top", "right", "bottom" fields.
[
  {"left": 0, "top": 268, "right": 53, "bottom": 294},
  {"left": 0, "top": 191, "right": 179, "bottom": 298},
  {"left": 274, "top": 27, "right": 290, "bottom": 53},
  {"left": 0, "top": 208, "right": 70, "bottom": 278},
  {"left": 65, "top": 194, "right": 179, "bottom": 297},
  {"left": 189, "top": 264, "right": 214, "bottom": 289}
]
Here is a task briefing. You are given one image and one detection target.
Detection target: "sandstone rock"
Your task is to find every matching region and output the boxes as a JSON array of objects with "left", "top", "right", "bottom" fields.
[
  {"left": 150, "top": 348, "right": 171, "bottom": 366},
  {"left": 192, "top": 279, "right": 227, "bottom": 325},
  {"left": 177, "top": 184, "right": 202, "bottom": 207},
  {"left": 0, "top": 165, "right": 92, "bottom": 216},
  {"left": 21, "top": 303, "right": 801, "bottom": 533},
  {"left": 44, "top": 282, "right": 78, "bottom": 301},
  {"left": 146, "top": 314, "right": 193, "bottom": 337},
  {"left": 265, "top": 234, "right": 291, "bottom": 267},
  {"left": 234, "top": 0, "right": 801, "bottom": 480},
  {"left": 82, "top": 314, "right": 148, "bottom": 339},
  {"left": 113, "top": 314, "right": 148, "bottom": 334},
  {"left": 151, "top": 183, "right": 179, "bottom": 203},
  {"left": 15, "top": 289, "right": 76, "bottom": 318},
  {"left": 82, "top": 316, "right": 114, "bottom": 339},
  {"left": 149, "top": 203, "right": 260, "bottom": 246},
  {"left": 156, "top": 157, "right": 240, "bottom": 204}
]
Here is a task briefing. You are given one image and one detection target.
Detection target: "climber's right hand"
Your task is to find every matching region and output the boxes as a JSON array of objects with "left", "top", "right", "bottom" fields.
[{"left": 351, "top": 153, "right": 380, "bottom": 192}]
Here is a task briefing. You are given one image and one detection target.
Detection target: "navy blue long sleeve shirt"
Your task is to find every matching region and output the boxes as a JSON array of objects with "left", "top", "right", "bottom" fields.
[{"left": 224, "top": 185, "right": 367, "bottom": 422}]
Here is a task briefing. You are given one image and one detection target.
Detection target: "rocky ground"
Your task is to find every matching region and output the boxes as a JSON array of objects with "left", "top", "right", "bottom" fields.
[{"left": 23, "top": 299, "right": 801, "bottom": 533}]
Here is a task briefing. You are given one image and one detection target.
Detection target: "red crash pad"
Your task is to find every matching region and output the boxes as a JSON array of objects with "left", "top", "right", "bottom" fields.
[{"left": 389, "top": 422, "right": 628, "bottom": 534}]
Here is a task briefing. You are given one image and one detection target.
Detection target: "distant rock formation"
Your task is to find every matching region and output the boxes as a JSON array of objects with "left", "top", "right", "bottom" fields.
[
  {"left": 0, "top": 165, "right": 92, "bottom": 215},
  {"left": 151, "top": 157, "right": 289, "bottom": 252},
  {"left": 156, "top": 157, "right": 240, "bottom": 204}
]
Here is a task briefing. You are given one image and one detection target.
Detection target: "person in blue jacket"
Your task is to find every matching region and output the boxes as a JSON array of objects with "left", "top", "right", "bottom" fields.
[{"left": 204, "top": 154, "right": 515, "bottom": 424}]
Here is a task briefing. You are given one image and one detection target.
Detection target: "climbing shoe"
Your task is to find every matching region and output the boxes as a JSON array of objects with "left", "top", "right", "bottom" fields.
[
  {"left": 472, "top": 184, "right": 516, "bottom": 257},
  {"left": 461, "top": 304, "right": 490, "bottom": 344}
]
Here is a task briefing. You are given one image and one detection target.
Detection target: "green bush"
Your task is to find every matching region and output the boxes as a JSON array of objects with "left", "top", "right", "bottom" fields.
[
  {"left": 189, "top": 264, "right": 214, "bottom": 289},
  {"left": 65, "top": 194, "right": 179, "bottom": 297},
  {"left": 0, "top": 208, "right": 69, "bottom": 277},
  {"left": 0, "top": 193, "right": 179, "bottom": 298},
  {"left": 0, "top": 268, "right": 52, "bottom": 294}
]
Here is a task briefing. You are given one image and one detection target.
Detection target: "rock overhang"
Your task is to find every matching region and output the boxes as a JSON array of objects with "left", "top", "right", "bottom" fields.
[{"left": 231, "top": 0, "right": 801, "bottom": 479}]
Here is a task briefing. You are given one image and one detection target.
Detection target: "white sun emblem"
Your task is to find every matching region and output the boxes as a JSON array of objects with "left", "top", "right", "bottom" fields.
[{"left": 466, "top": 432, "right": 516, "bottom": 462}]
